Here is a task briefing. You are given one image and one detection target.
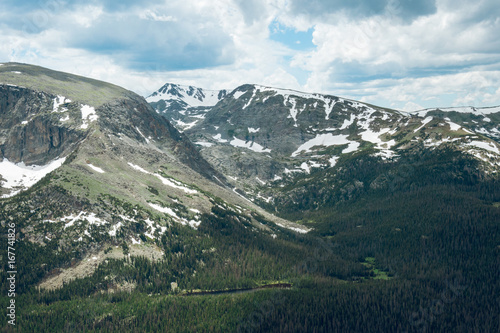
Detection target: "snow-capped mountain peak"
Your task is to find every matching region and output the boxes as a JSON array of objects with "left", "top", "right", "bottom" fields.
[
  {"left": 146, "top": 83, "right": 229, "bottom": 131},
  {"left": 147, "top": 83, "right": 228, "bottom": 107}
]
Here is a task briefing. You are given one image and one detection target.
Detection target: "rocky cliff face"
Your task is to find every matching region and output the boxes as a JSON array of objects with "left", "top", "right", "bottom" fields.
[
  {"left": 0, "top": 84, "right": 84, "bottom": 165},
  {"left": 0, "top": 63, "right": 224, "bottom": 188}
]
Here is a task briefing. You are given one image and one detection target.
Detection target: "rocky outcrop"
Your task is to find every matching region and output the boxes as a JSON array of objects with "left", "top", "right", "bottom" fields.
[{"left": 0, "top": 85, "right": 85, "bottom": 165}]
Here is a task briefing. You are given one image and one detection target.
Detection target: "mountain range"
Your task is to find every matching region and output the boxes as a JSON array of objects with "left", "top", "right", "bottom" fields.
[
  {"left": 148, "top": 82, "right": 500, "bottom": 203},
  {"left": 1, "top": 63, "right": 499, "bottom": 332}
]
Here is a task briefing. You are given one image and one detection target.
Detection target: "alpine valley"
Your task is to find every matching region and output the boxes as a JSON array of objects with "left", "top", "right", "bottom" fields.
[{"left": 1, "top": 63, "right": 499, "bottom": 332}]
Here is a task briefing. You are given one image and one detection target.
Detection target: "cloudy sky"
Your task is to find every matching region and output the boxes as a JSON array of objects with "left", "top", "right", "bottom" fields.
[{"left": 1, "top": 0, "right": 499, "bottom": 111}]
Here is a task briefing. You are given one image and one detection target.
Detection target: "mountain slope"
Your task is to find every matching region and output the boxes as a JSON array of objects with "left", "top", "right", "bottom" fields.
[
  {"left": 408, "top": 106, "right": 500, "bottom": 142},
  {"left": 0, "top": 63, "right": 221, "bottom": 196},
  {"left": 0, "top": 63, "right": 307, "bottom": 293}
]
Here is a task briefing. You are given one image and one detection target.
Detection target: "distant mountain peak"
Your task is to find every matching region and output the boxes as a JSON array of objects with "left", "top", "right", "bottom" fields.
[
  {"left": 146, "top": 83, "right": 229, "bottom": 131},
  {"left": 147, "top": 83, "right": 228, "bottom": 107}
]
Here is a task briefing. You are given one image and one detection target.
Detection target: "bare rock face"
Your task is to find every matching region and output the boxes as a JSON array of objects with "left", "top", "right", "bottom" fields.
[{"left": 0, "top": 85, "right": 84, "bottom": 165}]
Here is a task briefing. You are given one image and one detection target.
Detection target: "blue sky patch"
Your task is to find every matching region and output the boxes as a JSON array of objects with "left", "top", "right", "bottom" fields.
[{"left": 269, "top": 21, "right": 315, "bottom": 51}]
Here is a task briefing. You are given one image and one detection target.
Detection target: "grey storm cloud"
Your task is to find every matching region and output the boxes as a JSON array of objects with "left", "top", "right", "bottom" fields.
[
  {"left": 233, "top": 0, "right": 268, "bottom": 25},
  {"left": 288, "top": 0, "right": 437, "bottom": 21},
  {"left": 68, "top": 14, "right": 236, "bottom": 71}
]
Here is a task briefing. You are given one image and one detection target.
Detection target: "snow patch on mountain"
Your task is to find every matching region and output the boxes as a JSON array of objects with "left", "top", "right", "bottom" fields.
[
  {"left": 242, "top": 88, "right": 257, "bottom": 109},
  {"left": 135, "top": 127, "right": 151, "bottom": 143},
  {"left": 108, "top": 222, "right": 123, "bottom": 237},
  {"left": 230, "top": 138, "right": 271, "bottom": 153},
  {"left": 195, "top": 141, "right": 214, "bottom": 147},
  {"left": 81, "top": 105, "right": 97, "bottom": 121},
  {"left": 275, "top": 222, "right": 310, "bottom": 234},
  {"left": 446, "top": 121, "right": 462, "bottom": 131},
  {"left": 154, "top": 173, "right": 198, "bottom": 194},
  {"left": 342, "top": 141, "right": 360, "bottom": 154},
  {"left": 87, "top": 163, "right": 105, "bottom": 173},
  {"left": 149, "top": 203, "right": 179, "bottom": 218},
  {"left": 413, "top": 117, "right": 433, "bottom": 132},
  {"left": 53, "top": 95, "right": 71, "bottom": 113},
  {"left": 80, "top": 104, "right": 98, "bottom": 129},
  {"left": 465, "top": 141, "right": 500, "bottom": 154},
  {"left": 144, "top": 218, "right": 167, "bottom": 239},
  {"left": 287, "top": 97, "right": 300, "bottom": 124},
  {"left": 127, "top": 162, "right": 197, "bottom": 194},
  {"left": 61, "top": 212, "right": 108, "bottom": 229},
  {"left": 291, "top": 134, "right": 353, "bottom": 157},
  {"left": 0, "top": 157, "right": 66, "bottom": 198},
  {"left": 233, "top": 90, "right": 246, "bottom": 100},
  {"left": 213, "top": 133, "right": 228, "bottom": 143},
  {"left": 172, "top": 119, "right": 198, "bottom": 131},
  {"left": 322, "top": 98, "right": 336, "bottom": 120},
  {"left": 340, "top": 115, "right": 355, "bottom": 129},
  {"left": 127, "top": 162, "right": 150, "bottom": 174},
  {"left": 254, "top": 85, "right": 344, "bottom": 123},
  {"left": 148, "top": 203, "right": 200, "bottom": 229}
]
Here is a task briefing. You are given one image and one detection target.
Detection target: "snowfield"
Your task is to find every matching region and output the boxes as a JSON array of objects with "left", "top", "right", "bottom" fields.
[
  {"left": 230, "top": 138, "right": 271, "bottom": 153},
  {"left": 127, "top": 162, "right": 197, "bottom": 194},
  {"left": 80, "top": 104, "right": 98, "bottom": 129},
  {"left": 87, "top": 163, "right": 105, "bottom": 173},
  {"left": 0, "top": 157, "right": 66, "bottom": 198},
  {"left": 53, "top": 95, "right": 71, "bottom": 112},
  {"left": 291, "top": 134, "right": 353, "bottom": 157}
]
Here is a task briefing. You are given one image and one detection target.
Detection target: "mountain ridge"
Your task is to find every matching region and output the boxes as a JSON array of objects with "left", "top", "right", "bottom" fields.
[{"left": 0, "top": 64, "right": 308, "bottom": 290}]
